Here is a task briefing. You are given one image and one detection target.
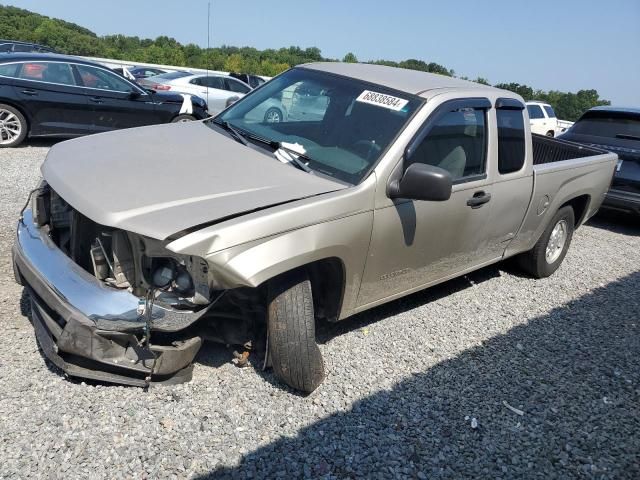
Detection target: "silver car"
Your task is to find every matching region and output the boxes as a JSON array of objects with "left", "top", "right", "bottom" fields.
[{"left": 139, "top": 71, "right": 251, "bottom": 114}]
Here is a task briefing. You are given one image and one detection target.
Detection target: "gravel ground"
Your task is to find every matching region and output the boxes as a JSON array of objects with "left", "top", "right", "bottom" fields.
[{"left": 0, "top": 141, "right": 638, "bottom": 479}]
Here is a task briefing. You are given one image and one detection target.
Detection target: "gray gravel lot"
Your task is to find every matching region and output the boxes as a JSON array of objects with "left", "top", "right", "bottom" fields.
[{"left": 0, "top": 141, "right": 638, "bottom": 479}]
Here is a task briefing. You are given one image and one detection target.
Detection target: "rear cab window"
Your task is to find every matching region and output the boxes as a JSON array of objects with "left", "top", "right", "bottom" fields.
[{"left": 496, "top": 99, "right": 526, "bottom": 174}]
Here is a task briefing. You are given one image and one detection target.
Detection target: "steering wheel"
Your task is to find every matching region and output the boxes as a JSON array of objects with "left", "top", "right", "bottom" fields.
[{"left": 350, "top": 140, "right": 382, "bottom": 160}]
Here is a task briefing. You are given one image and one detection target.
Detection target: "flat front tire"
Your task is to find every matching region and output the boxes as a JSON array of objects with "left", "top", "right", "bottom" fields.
[
  {"left": 267, "top": 271, "right": 325, "bottom": 393},
  {"left": 517, "top": 206, "right": 575, "bottom": 278}
]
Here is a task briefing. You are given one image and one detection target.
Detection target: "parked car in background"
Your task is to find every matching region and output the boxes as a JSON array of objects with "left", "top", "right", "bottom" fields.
[
  {"left": 129, "top": 66, "right": 169, "bottom": 80},
  {"left": 110, "top": 66, "right": 136, "bottom": 81},
  {"left": 0, "top": 40, "right": 56, "bottom": 54},
  {"left": 526, "top": 101, "right": 559, "bottom": 137},
  {"left": 0, "top": 53, "right": 208, "bottom": 147},
  {"left": 12, "top": 63, "right": 617, "bottom": 393},
  {"left": 559, "top": 106, "right": 640, "bottom": 215},
  {"left": 229, "top": 72, "right": 266, "bottom": 89},
  {"left": 140, "top": 71, "right": 251, "bottom": 114},
  {"left": 136, "top": 70, "right": 192, "bottom": 90}
]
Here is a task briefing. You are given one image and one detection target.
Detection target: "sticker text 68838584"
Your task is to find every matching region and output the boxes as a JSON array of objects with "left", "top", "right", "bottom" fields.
[{"left": 355, "top": 90, "right": 409, "bottom": 111}]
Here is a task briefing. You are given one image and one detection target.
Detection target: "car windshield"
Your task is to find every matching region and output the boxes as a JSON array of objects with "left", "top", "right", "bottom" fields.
[
  {"left": 214, "top": 68, "right": 423, "bottom": 184},
  {"left": 571, "top": 112, "right": 640, "bottom": 140}
]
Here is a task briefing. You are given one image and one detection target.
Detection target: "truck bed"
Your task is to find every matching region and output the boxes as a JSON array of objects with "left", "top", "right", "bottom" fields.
[{"left": 532, "top": 133, "right": 607, "bottom": 165}]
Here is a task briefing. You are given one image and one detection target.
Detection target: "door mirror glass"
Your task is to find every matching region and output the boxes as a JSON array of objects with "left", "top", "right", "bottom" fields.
[{"left": 388, "top": 163, "right": 452, "bottom": 201}]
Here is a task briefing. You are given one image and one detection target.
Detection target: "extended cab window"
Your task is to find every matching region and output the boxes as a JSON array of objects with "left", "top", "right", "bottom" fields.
[
  {"left": 19, "top": 62, "right": 76, "bottom": 86},
  {"left": 407, "top": 106, "right": 487, "bottom": 181},
  {"left": 497, "top": 109, "right": 526, "bottom": 174},
  {"left": 527, "top": 105, "right": 545, "bottom": 119}
]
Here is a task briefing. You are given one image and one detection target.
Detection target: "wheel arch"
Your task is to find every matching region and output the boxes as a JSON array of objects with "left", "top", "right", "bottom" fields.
[{"left": 559, "top": 194, "right": 591, "bottom": 228}]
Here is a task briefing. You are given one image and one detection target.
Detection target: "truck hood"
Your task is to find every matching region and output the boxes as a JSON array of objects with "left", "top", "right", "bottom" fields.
[{"left": 41, "top": 121, "right": 346, "bottom": 240}]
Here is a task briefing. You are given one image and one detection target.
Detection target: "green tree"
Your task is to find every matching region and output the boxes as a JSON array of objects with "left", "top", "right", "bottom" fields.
[
  {"left": 342, "top": 52, "right": 358, "bottom": 63},
  {"left": 494, "top": 82, "right": 535, "bottom": 100}
]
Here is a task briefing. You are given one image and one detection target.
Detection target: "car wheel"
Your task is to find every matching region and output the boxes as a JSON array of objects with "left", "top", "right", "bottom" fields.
[
  {"left": 267, "top": 270, "right": 325, "bottom": 393},
  {"left": 517, "top": 206, "right": 575, "bottom": 278},
  {"left": 0, "top": 104, "right": 28, "bottom": 148},
  {"left": 546, "top": 130, "right": 554, "bottom": 137},
  {"left": 264, "top": 107, "right": 283, "bottom": 123},
  {"left": 171, "top": 114, "right": 196, "bottom": 123}
]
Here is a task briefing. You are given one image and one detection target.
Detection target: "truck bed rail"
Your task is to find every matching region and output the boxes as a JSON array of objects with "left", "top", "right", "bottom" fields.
[{"left": 532, "top": 134, "right": 606, "bottom": 165}]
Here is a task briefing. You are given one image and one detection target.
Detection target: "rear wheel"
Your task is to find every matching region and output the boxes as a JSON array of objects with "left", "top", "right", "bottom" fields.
[
  {"left": 171, "top": 114, "right": 196, "bottom": 123},
  {"left": 517, "top": 206, "right": 575, "bottom": 278},
  {"left": 267, "top": 271, "right": 325, "bottom": 393},
  {"left": 0, "top": 104, "right": 27, "bottom": 148}
]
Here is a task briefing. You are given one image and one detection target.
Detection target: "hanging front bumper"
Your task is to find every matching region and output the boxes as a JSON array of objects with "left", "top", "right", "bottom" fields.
[{"left": 12, "top": 209, "right": 206, "bottom": 386}]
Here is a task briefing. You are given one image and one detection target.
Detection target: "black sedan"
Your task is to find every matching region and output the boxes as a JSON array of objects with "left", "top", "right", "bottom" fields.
[
  {"left": 560, "top": 107, "right": 640, "bottom": 216},
  {"left": 0, "top": 53, "right": 209, "bottom": 147}
]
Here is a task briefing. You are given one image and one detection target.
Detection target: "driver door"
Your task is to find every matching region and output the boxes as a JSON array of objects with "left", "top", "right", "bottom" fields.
[{"left": 357, "top": 99, "right": 498, "bottom": 307}]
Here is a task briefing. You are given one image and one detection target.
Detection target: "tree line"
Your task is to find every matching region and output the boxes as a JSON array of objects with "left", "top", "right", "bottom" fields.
[{"left": 0, "top": 5, "right": 609, "bottom": 120}]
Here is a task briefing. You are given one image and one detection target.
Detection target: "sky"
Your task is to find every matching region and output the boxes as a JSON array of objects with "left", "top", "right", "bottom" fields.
[{"left": 6, "top": 0, "right": 640, "bottom": 105}]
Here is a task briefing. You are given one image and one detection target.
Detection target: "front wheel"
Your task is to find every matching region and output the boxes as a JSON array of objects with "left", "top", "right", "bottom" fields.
[
  {"left": 517, "top": 206, "right": 575, "bottom": 278},
  {"left": 264, "top": 107, "right": 283, "bottom": 123},
  {"left": 267, "top": 271, "right": 325, "bottom": 393},
  {"left": 171, "top": 114, "right": 196, "bottom": 123},
  {"left": 0, "top": 104, "right": 28, "bottom": 148}
]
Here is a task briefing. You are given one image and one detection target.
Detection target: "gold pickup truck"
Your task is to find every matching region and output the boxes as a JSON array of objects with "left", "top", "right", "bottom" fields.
[{"left": 13, "top": 63, "right": 617, "bottom": 393}]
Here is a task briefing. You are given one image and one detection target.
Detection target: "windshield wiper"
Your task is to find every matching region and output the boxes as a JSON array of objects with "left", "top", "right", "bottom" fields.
[
  {"left": 616, "top": 134, "right": 640, "bottom": 141},
  {"left": 238, "top": 134, "right": 314, "bottom": 173},
  {"left": 270, "top": 141, "right": 314, "bottom": 173},
  {"left": 213, "top": 119, "right": 249, "bottom": 146}
]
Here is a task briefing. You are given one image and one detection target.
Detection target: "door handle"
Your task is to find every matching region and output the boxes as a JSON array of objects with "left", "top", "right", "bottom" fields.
[
  {"left": 21, "top": 89, "right": 38, "bottom": 96},
  {"left": 88, "top": 96, "right": 104, "bottom": 104},
  {"left": 467, "top": 191, "right": 491, "bottom": 208}
]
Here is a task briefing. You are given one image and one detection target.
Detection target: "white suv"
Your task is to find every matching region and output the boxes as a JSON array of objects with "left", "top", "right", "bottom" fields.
[{"left": 526, "top": 101, "right": 559, "bottom": 137}]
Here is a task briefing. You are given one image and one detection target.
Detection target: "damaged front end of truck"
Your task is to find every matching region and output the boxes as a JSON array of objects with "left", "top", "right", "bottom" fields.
[{"left": 13, "top": 183, "right": 265, "bottom": 386}]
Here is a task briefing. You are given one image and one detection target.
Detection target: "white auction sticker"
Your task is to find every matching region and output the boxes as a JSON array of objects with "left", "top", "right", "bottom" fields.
[{"left": 356, "top": 90, "right": 409, "bottom": 111}]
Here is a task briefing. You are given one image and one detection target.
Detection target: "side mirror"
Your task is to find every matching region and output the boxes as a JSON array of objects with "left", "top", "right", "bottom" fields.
[
  {"left": 129, "top": 90, "right": 142, "bottom": 99},
  {"left": 388, "top": 163, "right": 452, "bottom": 201}
]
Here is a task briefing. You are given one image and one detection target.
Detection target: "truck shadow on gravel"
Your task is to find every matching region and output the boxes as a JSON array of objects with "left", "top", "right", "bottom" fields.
[
  {"left": 316, "top": 264, "right": 506, "bottom": 345},
  {"left": 204, "top": 271, "right": 640, "bottom": 479},
  {"left": 587, "top": 210, "right": 639, "bottom": 237}
]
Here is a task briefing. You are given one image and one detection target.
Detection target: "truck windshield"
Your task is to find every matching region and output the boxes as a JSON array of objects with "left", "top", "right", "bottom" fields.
[
  {"left": 213, "top": 68, "right": 423, "bottom": 184},
  {"left": 571, "top": 112, "right": 640, "bottom": 140}
]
